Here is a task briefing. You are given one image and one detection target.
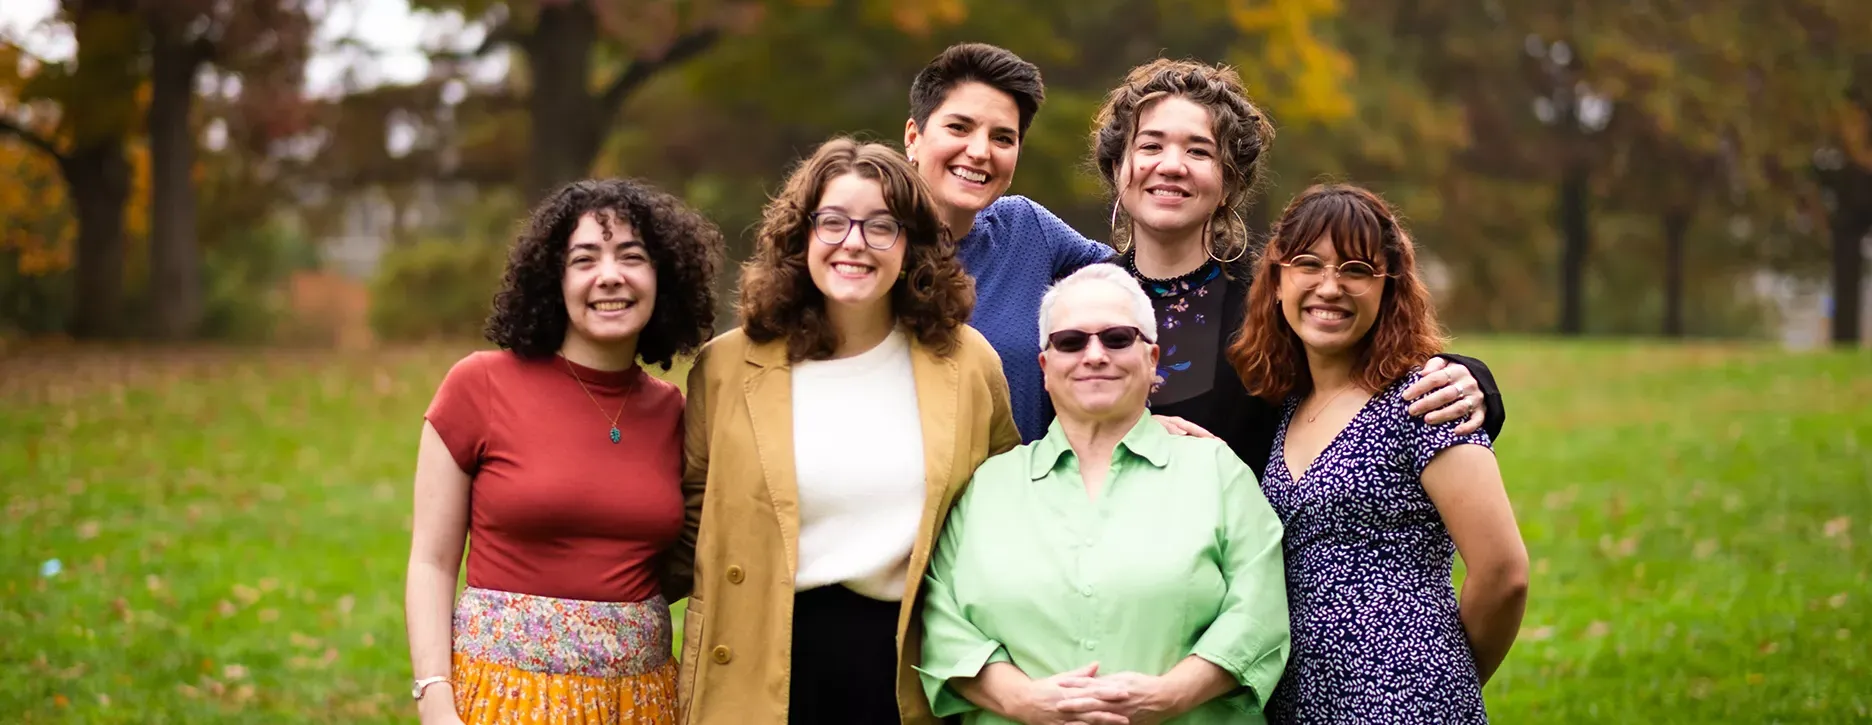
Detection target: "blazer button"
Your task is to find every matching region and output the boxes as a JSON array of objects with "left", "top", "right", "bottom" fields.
[
  {"left": 711, "top": 645, "right": 733, "bottom": 664},
  {"left": 726, "top": 565, "right": 745, "bottom": 584}
]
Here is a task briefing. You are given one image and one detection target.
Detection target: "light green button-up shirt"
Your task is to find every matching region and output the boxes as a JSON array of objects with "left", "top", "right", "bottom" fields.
[{"left": 917, "top": 413, "right": 1291, "bottom": 724}]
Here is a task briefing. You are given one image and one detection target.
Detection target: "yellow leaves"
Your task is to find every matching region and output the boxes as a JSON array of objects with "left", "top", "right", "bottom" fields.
[
  {"left": 881, "top": 0, "right": 968, "bottom": 36},
  {"left": 1223, "top": 0, "right": 1354, "bottom": 125}
]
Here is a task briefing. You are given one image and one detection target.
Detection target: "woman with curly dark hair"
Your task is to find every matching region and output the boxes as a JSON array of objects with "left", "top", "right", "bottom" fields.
[
  {"left": 667, "top": 136, "right": 1018, "bottom": 724},
  {"left": 404, "top": 178, "right": 722, "bottom": 725},
  {"left": 1089, "top": 58, "right": 1505, "bottom": 472}
]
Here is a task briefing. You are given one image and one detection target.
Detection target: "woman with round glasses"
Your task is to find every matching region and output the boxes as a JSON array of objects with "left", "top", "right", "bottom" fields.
[
  {"left": 1228, "top": 184, "right": 1529, "bottom": 723},
  {"left": 670, "top": 136, "right": 1019, "bottom": 724},
  {"left": 1090, "top": 58, "right": 1505, "bottom": 472}
]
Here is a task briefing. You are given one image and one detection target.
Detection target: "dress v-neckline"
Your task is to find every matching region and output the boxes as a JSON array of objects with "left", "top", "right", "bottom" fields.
[{"left": 1277, "top": 391, "right": 1382, "bottom": 484}]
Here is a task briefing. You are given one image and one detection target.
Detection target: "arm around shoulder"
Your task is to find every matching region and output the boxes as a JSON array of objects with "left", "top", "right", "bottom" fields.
[{"left": 1436, "top": 352, "right": 1506, "bottom": 440}]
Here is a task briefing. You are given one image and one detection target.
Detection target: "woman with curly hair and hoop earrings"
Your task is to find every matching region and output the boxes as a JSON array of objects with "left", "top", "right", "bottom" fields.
[
  {"left": 404, "top": 178, "right": 722, "bottom": 725},
  {"left": 670, "top": 136, "right": 1018, "bottom": 724},
  {"left": 1089, "top": 58, "right": 1507, "bottom": 472}
]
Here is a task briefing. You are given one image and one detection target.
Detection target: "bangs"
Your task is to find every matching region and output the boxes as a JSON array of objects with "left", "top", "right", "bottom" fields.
[{"left": 1272, "top": 192, "right": 1388, "bottom": 267}]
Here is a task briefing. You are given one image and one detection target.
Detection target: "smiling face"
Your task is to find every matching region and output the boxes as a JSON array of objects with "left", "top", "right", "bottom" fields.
[
  {"left": 1040, "top": 280, "right": 1159, "bottom": 425},
  {"left": 1278, "top": 234, "right": 1385, "bottom": 360},
  {"left": 806, "top": 172, "right": 907, "bottom": 318},
  {"left": 1119, "top": 96, "right": 1226, "bottom": 241},
  {"left": 562, "top": 211, "right": 657, "bottom": 351},
  {"left": 904, "top": 81, "right": 1022, "bottom": 220}
]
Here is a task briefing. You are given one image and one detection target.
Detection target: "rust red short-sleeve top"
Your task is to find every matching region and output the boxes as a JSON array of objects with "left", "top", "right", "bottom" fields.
[{"left": 424, "top": 350, "right": 683, "bottom": 603}]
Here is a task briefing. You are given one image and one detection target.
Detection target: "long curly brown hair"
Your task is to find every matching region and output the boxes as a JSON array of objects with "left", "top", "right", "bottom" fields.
[
  {"left": 739, "top": 137, "right": 975, "bottom": 361},
  {"left": 1226, "top": 184, "right": 1447, "bottom": 402},
  {"left": 1091, "top": 58, "right": 1276, "bottom": 262},
  {"left": 484, "top": 178, "right": 722, "bottom": 369}
]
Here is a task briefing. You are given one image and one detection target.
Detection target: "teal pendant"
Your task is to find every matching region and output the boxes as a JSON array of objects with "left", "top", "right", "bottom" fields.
[{"left": 608, "top": 427, "right": 622, "bottom": 444}]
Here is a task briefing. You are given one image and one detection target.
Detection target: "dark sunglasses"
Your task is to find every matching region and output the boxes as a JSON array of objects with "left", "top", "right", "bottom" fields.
[{"left": 1045, "top": 326, "right": 1151, "bottom": 353}]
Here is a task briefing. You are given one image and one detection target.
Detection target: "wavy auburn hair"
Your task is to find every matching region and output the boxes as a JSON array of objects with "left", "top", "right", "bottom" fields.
[
  {"left": 738, "top": 136, "right": 975, "bottom": 361},
  {"left": 1091, "top": 58, "right": 1275, "bottom": 261},
  {"left": 484, "top": 178, "right": 722, "bottom": 369},
  {"left": 1226, "top": 184, "right": 1447, "bottom": 402}
]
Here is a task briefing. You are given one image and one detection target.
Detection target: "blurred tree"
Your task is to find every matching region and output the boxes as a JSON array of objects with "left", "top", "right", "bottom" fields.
[
  {"left": 141, "top": 0, "right": 314, "bottom": 339},
  {"left": 409, "top": 0, "right": 974, "bottom": 199},
  {"left": 0, "top": 2, "right": 143, "bottom": 338}
]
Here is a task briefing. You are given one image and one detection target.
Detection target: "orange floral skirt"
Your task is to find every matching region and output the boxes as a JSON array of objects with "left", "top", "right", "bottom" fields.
[{"left": 451, "top": 587, "right": 677, "bottom": 725}]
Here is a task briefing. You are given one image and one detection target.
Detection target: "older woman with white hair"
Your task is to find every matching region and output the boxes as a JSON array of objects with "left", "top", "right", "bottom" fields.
[{"left": 916, "top": 263, "right": 1291, "bottom": 725}]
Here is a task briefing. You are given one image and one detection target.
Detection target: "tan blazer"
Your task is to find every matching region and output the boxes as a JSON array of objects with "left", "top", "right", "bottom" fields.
[{"left": 666, "top": 325, "right": 1020, "bottom": 725}]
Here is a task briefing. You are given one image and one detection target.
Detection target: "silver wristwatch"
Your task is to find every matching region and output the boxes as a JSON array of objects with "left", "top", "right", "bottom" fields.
[{"left": 412, "top": 676, "right": 449, "bottom": 700}]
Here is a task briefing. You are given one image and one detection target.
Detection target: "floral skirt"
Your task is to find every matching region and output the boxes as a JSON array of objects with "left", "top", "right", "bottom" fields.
[{"left": 451, "top": 586, "right": 677, "bottom": 725}]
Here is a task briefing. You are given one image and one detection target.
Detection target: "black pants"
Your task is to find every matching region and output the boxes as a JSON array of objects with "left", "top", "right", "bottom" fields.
[{"left": 788, "top": 584, "right": 902, "bottom": 724}]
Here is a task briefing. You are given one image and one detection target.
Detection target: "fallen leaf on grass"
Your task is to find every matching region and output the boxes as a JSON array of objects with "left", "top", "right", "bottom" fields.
[
  {"left": 77, "top": 520, "right": 100, "bottom": 540},
  {"left": 1585, "top": 621, "right": 1610, "bottom": 638},
  {"left": 1825, "top": 517, "right": 1851, "bottom": 538},
  {"left": 216, "top": 600, "right": 237, "bottom": 617},
  {"left": 258, "top": 608, "right": 279, "bottom": 623},
  {"left": 1689, "top": 678, "right": 1713, "bottom": 699},
  {"left": 53, "top": 694, "right": 68, "bottom": 707},
  {"left": 337, "top": 594, "right": 355, "bottom": 617},
  {"left": 290, "top": 632, "right": 321, "bottom": 649},
  {"left": 1522, "top": 625, "right": 1554, "bottom": 641},
  {"left": 1829, "top": 593, "right": 1848, "bottom": 609},
  {"left": 146, "top": 575, "right": 163, "bottom": 591},
  {"left": 232, "top": 584, "right": 260, "bottom": 605},
  {"left": 1694, "top": 539, "right": 1718, "bottom": 559},
  {"left": 1838, "top": 629, "right": 1851, "bottom": 641},
  {"left": 1758, "top": 641, "right": 1779, "bottom": 654}
]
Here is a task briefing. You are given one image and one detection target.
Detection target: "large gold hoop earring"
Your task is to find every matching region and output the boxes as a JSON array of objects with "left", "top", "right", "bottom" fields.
[
  {"left": 1208, "top": 208, "right": 1250, "bottom": 264},
  {"left": 1110, "top": 198, "right": 1131, "bottom": 253}
]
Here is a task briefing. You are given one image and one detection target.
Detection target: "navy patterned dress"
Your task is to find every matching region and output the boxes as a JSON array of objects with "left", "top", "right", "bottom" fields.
[{"left": 1260, "top": 369, "right": 1495, "bottom": 724}]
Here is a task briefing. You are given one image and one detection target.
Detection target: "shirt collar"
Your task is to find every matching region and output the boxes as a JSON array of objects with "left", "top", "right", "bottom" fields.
[{"left": 1028, "top": 411, "right": 1172, "bottom": 480}]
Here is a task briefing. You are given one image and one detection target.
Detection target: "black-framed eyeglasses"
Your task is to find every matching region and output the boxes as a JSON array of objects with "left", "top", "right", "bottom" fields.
[
  {"left": 1276, "top": 254, "right": 1390, "bottom": 296},
  {"left": 810, "top": 211, "right": 903, "bottom": 250},
  {"left": 1045, "top": 326, "right": 1152, "bottom": 353}
]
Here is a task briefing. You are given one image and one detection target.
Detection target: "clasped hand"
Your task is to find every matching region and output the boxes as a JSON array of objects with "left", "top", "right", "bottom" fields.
[{"left": 1015, "top": 663, "right": 1177, "bottom": 725}]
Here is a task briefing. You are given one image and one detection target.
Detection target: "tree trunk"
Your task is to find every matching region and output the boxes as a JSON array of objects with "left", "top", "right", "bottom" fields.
[
  {"left": 1661, "top": 209, "right": 1690, "bottom": 337},
  {"left": 60, "top": 142, "right": 133, "bottom": 339},
  {"left": 1556, "top": 162, "right": 1591, "bottom": 335},
  {"left": 1829, "top": 162, "right": 1870, "bottom": 346},
  {"left": 522, "top": 0, "right": 603, "bottom": 201},
  {"left": 148, "top": 20, "right": 206, "bottom": 340}
]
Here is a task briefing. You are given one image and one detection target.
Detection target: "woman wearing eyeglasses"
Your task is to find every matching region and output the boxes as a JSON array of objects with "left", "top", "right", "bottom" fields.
[
  {"left": 1089, "top": 59, "right": 1505, "bottom": 472},
  {"left": 1228, "top": 184, "right": 1529, "bottom": 723},
  {"left": 668, "top": 136, "right": 1019, "bottom": 724}
]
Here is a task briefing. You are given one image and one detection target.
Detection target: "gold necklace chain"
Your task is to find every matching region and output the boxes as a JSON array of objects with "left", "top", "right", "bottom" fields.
[
  {"left": 1303, "top": 383, "right": 1357, "bottom": 423},
  {"left": 564, "top": 356, "right": 632, "bottom": 444}
]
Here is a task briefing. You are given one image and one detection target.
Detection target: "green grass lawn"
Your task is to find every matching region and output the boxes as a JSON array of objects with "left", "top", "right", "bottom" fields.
[{"left": 2, "top": 338, "right": 1868, "bottom": 722}]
